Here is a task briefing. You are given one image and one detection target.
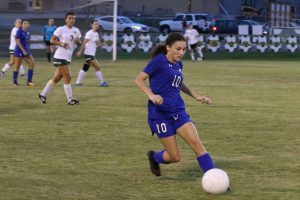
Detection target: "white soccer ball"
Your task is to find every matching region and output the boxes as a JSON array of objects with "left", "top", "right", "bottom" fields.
[
  {"left": 197, "top": 57, "right": 203, "bottom": 61},
  {"left": 202, "top": 168, "right": 230, "bottom": 194}
]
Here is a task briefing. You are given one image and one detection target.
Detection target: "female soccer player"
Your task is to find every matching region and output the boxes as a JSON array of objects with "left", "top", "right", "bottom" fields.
[
  {"left": 184, "top": 23, "right": 204, "bottom": 61},
  {"left": 134, "top": 33, "right": 215, "bottom": 176},
  {"left": 0, "top": 18, "right": 25, "bottom": 78},
  {"left": 13, "top": 19, "right": 35, "bottom": 86},
  {"left": 43, "top": 18, "right": 57, "bottom": 62},
  {"left": 75, "top": 20, "right": 108, "bottom": 87},
  {"left": 38, "top": 12, "right": 81, "bottom": 105}
]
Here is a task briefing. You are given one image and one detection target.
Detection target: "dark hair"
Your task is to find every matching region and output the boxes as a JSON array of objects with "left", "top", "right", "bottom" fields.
[
  {"left": 151, "top": 33, "right": 185, "bottom": 58},
  {"left": 91, "top": 19, "right": 98, "bottom": 25},
  {"left": 65, "top": 12, "right": 75, "bottom": 19},
  {"left": 21, "top": 19, "right": 29, "bottom": 24}
]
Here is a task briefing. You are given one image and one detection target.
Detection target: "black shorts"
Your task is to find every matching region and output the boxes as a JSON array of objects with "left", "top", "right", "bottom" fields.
[
  {"left": 53, "top": 58, "right": 70, "bottom": 67},
  {"left": 84, "top": 55, "right": 96, "bottom": 62},
  {"left": 189, "top": 43, "right": 198, "bottom": 50},
  {"left": 44, "top": 40, "right": 51, "bottom": 46}
]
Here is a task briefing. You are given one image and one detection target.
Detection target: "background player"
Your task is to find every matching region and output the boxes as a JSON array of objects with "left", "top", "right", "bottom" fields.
[
  {"left": 184, "top": 23, "right": 204, "bottom": 61},
  {"left": 43, "top": 18, "right": 57, "bottom": 62},
  {"left": 75, "top": 20, "right": 108, "bottom": 87},
  {"left": 39, "top": 12, "right": 81, "bottom": 105},
  {"left": 13, "top": 19, "right": 36, "bottom": 86},
  {"left": 0, "top": 18, "right": 25, "bottom": 77}
]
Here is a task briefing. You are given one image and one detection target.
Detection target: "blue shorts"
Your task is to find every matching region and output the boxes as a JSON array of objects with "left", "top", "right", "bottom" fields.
[
  {"left": 14, "top": 48, "right": 31, "bottom": 57},
  {"left": 148, "top": 113, "right": 193, "bottom": 138}
]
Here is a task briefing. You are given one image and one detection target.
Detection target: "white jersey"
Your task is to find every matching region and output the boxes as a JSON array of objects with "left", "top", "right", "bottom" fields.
[
  {"left": 184, "top": 29, "right": 199, "bottom": 46},
  {"left": 84, "top": 30, "right": 99, "bottom": 56},
  {"left": 53, "top": 25, "right": 81, "bottom": 62},
  {"left": 9, "top": 27, "right": 18, "bottom": 50}
]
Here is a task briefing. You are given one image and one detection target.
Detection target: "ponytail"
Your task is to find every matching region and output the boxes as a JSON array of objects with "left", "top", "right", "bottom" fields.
[
  {"left": 151, "top": 33, "right": 185, "bottom": 58},
  {"left": 151, "top": 44, "right": 167, "bottom": 58}
]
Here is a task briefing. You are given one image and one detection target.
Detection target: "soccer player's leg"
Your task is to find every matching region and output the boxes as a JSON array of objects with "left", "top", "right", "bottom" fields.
[
  {"left": 46, "top": 42, "right": 51, "bottom": 62},
  {"left": 147, "top": 118, "right": 181, "bottom": 176},
  {"left": 39, "top": 59, "right": 64, "bottom": 104},
  {"left": 24, "top": 55, "right": 35, "bottom": 86},
  {"left": 76, "top": 56, "right": 91, "bottom": 85},
  {"left": 59, "top": 64, "right": 80, "bottom": 105},
  {"left": 12, "top": 56, "right": 22, "bottom": 85},
  {"left": 176, "top": 114, "right": 215, "bottom": 173},
  {"left": 90, "top": 59, "right": 108, "bottom": 87}
]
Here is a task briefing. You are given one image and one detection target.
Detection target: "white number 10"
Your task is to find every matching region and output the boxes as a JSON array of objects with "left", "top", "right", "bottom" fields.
[
  {"left": 172, "top": 75, "right": 181, "bottom": 87},
  {"left": 156, "top": 123, "right": 167, "bottom": 134}
]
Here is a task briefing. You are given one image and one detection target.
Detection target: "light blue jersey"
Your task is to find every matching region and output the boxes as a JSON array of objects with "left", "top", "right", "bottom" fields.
[{"left": 43, "top": 25, "right": 57, "bottom": 41}]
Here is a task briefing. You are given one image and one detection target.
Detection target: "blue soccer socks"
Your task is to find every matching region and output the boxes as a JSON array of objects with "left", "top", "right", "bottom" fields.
[
  {"left": 153, "top": 150, "right": 167, "bottom": 164},
  {"left": 197, "top": 153, "right": 215, "bottom": 173}
]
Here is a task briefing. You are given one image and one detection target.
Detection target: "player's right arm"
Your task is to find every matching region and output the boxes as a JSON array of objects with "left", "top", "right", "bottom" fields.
[
  {"left": 134, "top": 72, "right": 163, "bottom": 105},
  {"left": 76, "top": 38, "right": 89, "bottom": 56},
  {"left": 50, "top": 35, "right": 68, "bottom": 49}
]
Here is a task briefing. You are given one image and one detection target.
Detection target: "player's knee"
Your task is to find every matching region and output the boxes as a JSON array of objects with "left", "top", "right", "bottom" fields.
[
  {"left": 94, "top": 65, "right": 100, "bottom": 71},
  {"left": 64, "top": 75, "right": 71, "bottom": 82},
  {"left": 82, "top": 63, "right": 90, "bottom": 72},
  {"left": 169, "top": 152, "right": 181, "bottom": 163}
]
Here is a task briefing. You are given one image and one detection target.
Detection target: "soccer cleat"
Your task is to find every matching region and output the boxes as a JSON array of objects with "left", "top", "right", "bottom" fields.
[
  {"left": 38, "top": 94, "right": 47, "bottom": 104},
  {"left": 27, "top": 82, "right": 36, "bottom": 86},
  {"left": 0, "top": 71, "right": 4, "bottom": 77},
  {"left": 13, "top": 83, "right": 19, "bottom": 86},
  {"left": 100, "top": 81, "right": 109, "bottom": 87},
  {"left": 75, "top": 83, "right": 82, "bottom": 86},
  {"left": 68, "top": 99, "right": 80, "bottom": 105},
  {"left": 20, "top": 74, "right": 25, "bottom": 77},
  {"left": 147, "top": 151, "right": 161, "bottom": 176}
]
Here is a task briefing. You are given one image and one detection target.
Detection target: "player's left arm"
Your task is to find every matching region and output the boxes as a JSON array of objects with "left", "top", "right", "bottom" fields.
[
  {"left": 75, "top": 37, "right": 81, "bottom": 46},
  {"left": 76, "top": 38, "right": 89, "bottom": 56},
  {"left": 180, "top": 82, "right": 213, "bottom": 104},
  {"left": 96, "top": 39, "right": 102, "bottom": 47},
  {"left": 15, "top": 39, "right": 28, "bottom": 56},
  {"left": 75, "top": 30, "right": 82, "bottom": 46}
]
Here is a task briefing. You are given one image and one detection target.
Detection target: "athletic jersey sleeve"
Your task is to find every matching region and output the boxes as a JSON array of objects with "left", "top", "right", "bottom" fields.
[
  {"left": 43, "top": 25, "right": 46, "bottom": 35},
  {"left": 193, "top": 29, "right": 199, "bottom": 37},
  {"left": 143, "top": 54, "right": 162, "bottom": 76},
  {"left": 184, "top": 31, "right": 188, "bottom": 38},
  {"left": 15, "top": 29, "right": 21, "bottom": 40},
  {"left": 85, "top": 31, "right": 92, "bottom": 40},
  {"left": 12, "top": 28, "right": 17, "bottom": 37},
  {"left": 53, "top": 27, "right": 62, "bottom": 38},
  {"left": 76, "top": 28, "right": 82, "bottom": 39}
]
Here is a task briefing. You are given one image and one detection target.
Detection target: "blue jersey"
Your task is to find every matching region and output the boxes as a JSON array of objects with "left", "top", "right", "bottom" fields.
[
  {"left": 143, "top": 54, "right": 186, "bottom": 119},
  {"left": 43, "top": 25, "right": 57, "bottom": 41},
  {"left": 14, "top": 28, "right": 30, "bottom": 57}
]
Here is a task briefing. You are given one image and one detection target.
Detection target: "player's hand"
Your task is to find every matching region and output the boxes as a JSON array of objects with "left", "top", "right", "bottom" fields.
[
  {"left": 75, "top": 38, "right": 81, "bottom": 45},
  {"left": 22, "top": 51, "right": 28, "bottom": 56},
  {"left": 149, "top": 94, "right": 164, "bottom": 106},
  {"left": 195, "top": 95, "right": 213, "bottom": 105},
  {"left": 76, "top": 51, "right": 82, "bottom": 57},
  {"left": 60, "top": 42, "right": 68, "bottom": 49}
]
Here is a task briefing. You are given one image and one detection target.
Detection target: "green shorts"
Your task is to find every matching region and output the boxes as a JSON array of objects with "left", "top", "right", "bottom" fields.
[
  {"left": 53, "top": 58, "right": 70, "bottom": 67},
  {"left": 84, "top": 55, "right": 95, "bottom": 62}
]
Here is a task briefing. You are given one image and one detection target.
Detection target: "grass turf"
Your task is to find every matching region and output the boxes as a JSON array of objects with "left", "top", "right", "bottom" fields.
[{"left": 0, "top": 58, "right": 299, "bottom": 200}]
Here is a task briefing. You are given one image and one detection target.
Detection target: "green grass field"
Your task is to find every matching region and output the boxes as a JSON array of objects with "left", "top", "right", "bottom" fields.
[{"left": 0, "top": 57, "right": 299, "bottom": 200}]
